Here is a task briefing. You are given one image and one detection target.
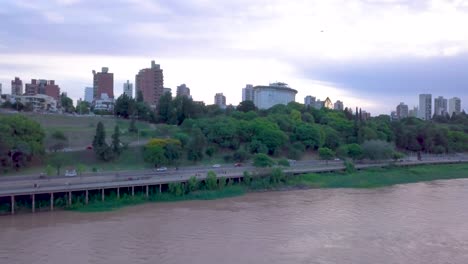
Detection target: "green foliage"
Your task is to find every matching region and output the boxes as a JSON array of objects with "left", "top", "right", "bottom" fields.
[
  {"left": 237, "top": 100, "right": 257, "bottom": 112},
  {"left": 45, "top": 164, "right": 54, "bottom": 176},
  {"left": 76, "top": 164, "right": 86, "bottom": 175},
  {"left": 128, "top": 118, "right": 138, "bottom": 133},
  {"left": 233, "top": 149, "right": 249, "bottom": 162},
  {"left": 48, "top": 153, "right": 67, "bottom": 176},
  {"left": 344, "top": 160, "right": 356, "bottom": 173},
  {"left": 76, "top": 101, "right": 90, "bottom": 115},
  {"left": 277, "top": 158, "right": 290, "bottom": 167},
  {"left": 318, "top": 147, "right": 335, "bottom": 161},
  {"left": 253, "top": 153, "right": 274, "bottom": 167},
  {"left": 206, "top": 171, "right": 218, "bottom": 190},
  {"left": 187, "top": 127, "right": 206, "bottom": 162},
  {"left": 143, "top": 145, "right": 167, "bottom": 167},
  {"left": 187, "top": 176, "right": 199, "bottom": 193},
  {"left": 270, "top": 168, "right": 286, "bottom": 184},
  {"left": 61, "top": 93, "right": 75, "bottom": 113},
  {"left": 111, "top": 125, "right": 122, "bottom": 156},
  {"left": 92, "top": 121, "right": 114, "bottom": 161},
  {"left": 361, "top": 140, "right": 395, "bottom": 160},
  {"left": 114, "top": 94, "right": 135, "bottom": 119},
  {"left": 168, "top": 182, "right": 184, "bottom": 196},
  {"left": 49, "top": 130, "right": 68, "bottom": 152}
]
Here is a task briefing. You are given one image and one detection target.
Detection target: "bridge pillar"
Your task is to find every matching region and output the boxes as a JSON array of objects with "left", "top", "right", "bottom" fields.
[
  {"left": 50, "top": 193, "right": 54, "bottom": 211},
  {"left": 132, "top": 186, "right": 134, "bottom": 196},
  {"left": 85, "top": 190, "right": 89, "bottom": 204},
  {"left": 146, "top": 185, "right": 149, "bottom": 198},
  {"left": 101, "top": 189, "right": 105, "bottom": 201},
  {"left": 117, "top": 188, "right": 120, "bottom": 199},
  {"left": 11, "top": 196, "right": 15, "bottom": 215},
  {"left": 32, "top": 194, "right": 35, "bottom": 213},
  {"left": 68, "top": 192, "right": 72, "bottom": 206}
]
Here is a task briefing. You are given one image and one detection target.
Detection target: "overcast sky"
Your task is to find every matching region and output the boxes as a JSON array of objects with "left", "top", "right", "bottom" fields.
[{"left": 0, "top": 0, "right": 467, "bottom": 115}]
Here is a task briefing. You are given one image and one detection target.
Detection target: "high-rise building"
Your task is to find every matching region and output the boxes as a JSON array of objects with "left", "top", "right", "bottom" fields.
[
  {"left": 84, "top": 87, "right": 93, "bottom": 103},
  {"left": 163, "top": 88, "right": 172, "bottom": 95},
  {"left": 11, "top": 77, "right": 23, "bottom": 96},
  {"left": 304, "top": 95, "right": 316, "bottom": 107},
  {"left": 135, "top": 60, "right": 164, "bottom": 108},
  {"left": 242, "top": 84, "right": 254, "bottom": 102},
  {"left": 409, "top": 106, "right": 418, "bottom": 117},
  {"left": 214, "top": 93, "right": 226, "bottom": 109},
  {"left": 24, "top": 79, "right": 60, "bottom": 100},
  {"left": 0, "top": 83, "right": 2, "bottom": 95},
  {"left": 324, "top": 97, "right": 333, "bottom": 109},
  {"left": 434, "top": 96, "right": 448, "bottom": 116},
  {"left": 176, "top": 84, "right": 190, "bottom": 97},
  {"left": 418, "top": 94, "right": 432, "bottom": 120},
  {"left": 253, "top": 82, "right": 297, "bottom": 109},
  {"left": 93, "top": 67, "right": 114, "bottom": 99},
  {"left": 123, "top": 80, "right": 133, "bottom": 98},
  {"left": 334, "top": 100, "right": 344, "bottom": 111},
  {"left": 396, "top": 102, "right": 409, "bottom": 119},
  {"left": 448, "top": 97, "right": 461, "bottom": 116}
]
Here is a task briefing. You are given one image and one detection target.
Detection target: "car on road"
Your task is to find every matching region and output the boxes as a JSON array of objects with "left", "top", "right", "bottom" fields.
[
  {"left": 334, "top": 158, "right": 340, "bottom": 161},
  {"left": 234, "top": 163, "right": 242, "bottom": 167},
  {"left": 86, "top": 145, "right": 93, "bottom": 150},
  {"left": 65, "top": 169, "right": 77, "bottom": 177},
  {"left": 212, "top": 164, "right": 221, "bottom": 168},
  {"left": 156, "top": 167, "right": 168, "bottom": 172}
]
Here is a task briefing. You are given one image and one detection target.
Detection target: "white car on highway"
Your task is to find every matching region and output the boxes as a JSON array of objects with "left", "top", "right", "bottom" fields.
[
  {"left": 212, "top": 164, "right": 221, "bottom": 168},
  {"left": 65, "top": 169, "right": 77, "bottom": 177},
  {"left": 156, "top": 167, "right": 168, "bottom": 172}
]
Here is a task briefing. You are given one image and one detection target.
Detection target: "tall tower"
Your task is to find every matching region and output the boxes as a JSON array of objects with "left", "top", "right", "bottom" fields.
[
  {"left": 123, "top": 80, "right": 133, "bottom": 98},
  {"left": 418, "top": 94, "right": 432, "bottom": 120},
  {"left": 242, "top": 84, "right": 254, "bottom": 102},
  {"left": 215, "top": 93, "right": 226, "bottom": 109},
  {"left": 93, "top": 67, "right": 114, "bottom": 99},
  {"left": 135, "top": 60, "right": 164, "bottom": 108},
  {"left": 434, "top": 96, "right": 448, "bottom": 116},
  {"left": 11, "top": 77, "right": 23, "bottom": 96},
  {"left": 448, "top": 97, "right": 461, "bottom": 116}
]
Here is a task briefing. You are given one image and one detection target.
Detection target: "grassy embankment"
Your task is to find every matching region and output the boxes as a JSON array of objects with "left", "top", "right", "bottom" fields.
[{"left": 66, "top": 163, "right": 468, "bottom": 213}]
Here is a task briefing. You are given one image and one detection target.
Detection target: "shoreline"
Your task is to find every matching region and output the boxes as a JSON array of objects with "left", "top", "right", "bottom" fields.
[{"left": 68, "top": 162, "right": 468, "bottom": 213}]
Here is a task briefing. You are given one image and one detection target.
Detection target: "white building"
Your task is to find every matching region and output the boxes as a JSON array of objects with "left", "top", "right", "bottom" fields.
[
  {"left": 93, "top": 98, "right": 115, "bottom": 112},
  {"left": 434, "top": 96, "right": 448, "bottom": 116},
  {"left": 418, "top": 94, "right": 432, "bottom": 120},
  {"left": 334, "top": 100, "right": 344, "bottom": 111},
  {"left": 9, "top": 94, "right": 57, "bottom": 112},
  {"left": 123, "top": 80, "right": 133, "bottom": 98},
  {"left": 84, "top": 87, "right": 93, "bottom": 103},
  {"left": 214, "top": 93, "right": 226, "bottom": 109},
  {"left": 304, "top": 95, "right": 315, "bottom": 107},
  {"left": 253, "top": 82, "right": 297, "bottom": 109},
  {"left": 242, "top": 84, "right": 254, "bottom": 102},
  {"left": 449, "top": 97, "right": 461, "bottom": 116}
]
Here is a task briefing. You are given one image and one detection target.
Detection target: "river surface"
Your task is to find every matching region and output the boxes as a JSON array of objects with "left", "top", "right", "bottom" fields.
[{"left": 1, "top": 179, "right": 468, "bottom": 264}]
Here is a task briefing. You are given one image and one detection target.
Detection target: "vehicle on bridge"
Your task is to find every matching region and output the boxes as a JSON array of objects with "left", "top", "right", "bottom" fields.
[{"left": 156, "top": 167, "right": 168, "bottom": 172}]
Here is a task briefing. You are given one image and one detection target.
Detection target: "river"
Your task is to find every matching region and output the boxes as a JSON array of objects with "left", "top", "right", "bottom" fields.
[{"left": 1, "top": 179, "right": 468, "bottom": 264}]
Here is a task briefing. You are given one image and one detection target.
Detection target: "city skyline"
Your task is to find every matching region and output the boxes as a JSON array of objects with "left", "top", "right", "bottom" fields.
[{"left": 0, "top": 0, "right": 467, "bottom": 115}]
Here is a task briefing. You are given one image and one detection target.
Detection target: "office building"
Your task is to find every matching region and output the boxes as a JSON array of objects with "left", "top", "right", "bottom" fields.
[
  {"left": 304, "top": 95, "right": 316, "bottom": 107},
  {"left": 163, "top": 88, "right": 172, "bottom": 95},
  {"left": 93, "top": 67, "right": 114, "bottom": 99},
  {"left": 242, "top": 84, "right": 254, "bottom": 102},
  {"left": 214, "top": 93, "right": 226, "bottom": 109},
  {"left": 176, "top": 84, "right": 191, "bottom": 97},
  {"left": 84, "top": 87, "right": 93, "bottom": 103},
  {"left": 123, "top": 80, "right": 133, "bottom": 98},
  {"left": 24, "top": 79, "right": 60, "bottom": 101},
  {"left": 11, "top": 77, "right": 23, "bottom": 96},
  {"left": 135, "top": 60, "right": 164, "bottom": 108},
  {"left": 9, "top": 94, "right": 57, "bottom": 112},
  {"left": 409, "top": 106, "right": 418, "bottom": 117},
  {"left": 396, "top": 102, "right": 409, "bottom": 119},
  {"left": 253, "top": 82, "right": 297, "bottom": 109},
  {"left": 448, "top": 97, "right": 461, "bottom": 116},
  {"left": 334, "top": 100, "right": 344, "bottom": 111},
  {"left": 418, "top": 94, "right": 432, "bottom": 120},
  {"left": 434, "top": 96, "right": 448, "bottom": 116}
]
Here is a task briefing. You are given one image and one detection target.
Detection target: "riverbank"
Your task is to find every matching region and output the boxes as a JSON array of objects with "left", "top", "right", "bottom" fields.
[{"left": 63, "top": 163, "right": 468, "bottom": 213}]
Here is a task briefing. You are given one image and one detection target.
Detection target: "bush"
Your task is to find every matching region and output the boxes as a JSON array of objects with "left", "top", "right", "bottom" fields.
[
  {"left": 206, "top": 171, "right": 218, "bottom": 190},
  {"left": 344, "top": 160, "right": 356, "bottom": 173},
  {"left": 277, "top": 158, "right": 290, "bottom": 167},
  {"left": 361, "top": 140, "right": 395, "bottom": 160},
  {"left": 253, "top": 153, "right": 274, "bottom": 167}
]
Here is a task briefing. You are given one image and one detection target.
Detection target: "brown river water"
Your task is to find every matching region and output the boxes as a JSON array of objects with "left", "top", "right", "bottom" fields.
[{"left": 1, "top": 179, "right": 468, "bottom": 264}]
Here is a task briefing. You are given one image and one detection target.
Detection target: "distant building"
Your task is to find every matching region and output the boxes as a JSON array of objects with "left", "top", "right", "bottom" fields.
[
  {"left": 315, "top": 100, "right": 324, "bottom": 109},
  {"left": 409, "top": 106, "right": 418, "bottom": 117},
  {"left": 11, "top": 77, "right": 23, "bottom": 96},
  {"left": 396, "top": 102, "right": 409, "bottom": 119},
  {"left": 304, "top": 95, "right": 316, "bottom": 107},
  {"left": 323, "top": 97, "right": 333, "bottom": 109},
  {"left": 448, "top": 97, "right": 461, "bottom": 116},
  {"left": 0, "top": 83, "right": 2, "bottom": 95},
  {"left": 84, "top": 87, "right": 93, "bottom": 103},
  {"left": 390, "top": 111, "right": 398, "bottom": 121},
  {"left": 123, "top": 80, "right": 133, "bottom": 98},
  {"left": 163, "top": 88, "right": 172, "bottom": 95},
  {"left": 362, "top": 110, "right": 371, "bottom": 120},
  {"left": 434, "top": 96, "right": 448, "bottom": 116},
  {"left": 9, "top": 94, "right": 57, "bottom": 112},
  {"left": 93, "top": 97, "right": 115, "bottom": 112},
  {"left": 242, "top": 84, "right": 254, "bottom": 102},
  {"left": 135, "top": 60, "right": 164, "bottom": 108},
  {"left": 93, "top": 67, "right": 114, "bottom": 99},
  {"left": 176, "top": 84, "right": 191, "bottom": 98},
  {"left": 214, "top": 93, "right": 226, "bottom": 109},
  {"left": 334, "top": 100, "right": 344, "bottom": 111},
  {"left": 253, "top": 82, "right": 297, "bottom": 109},
  {"left": 418, "top": 94, "right": 432, "bottom": 120},
  {"left": 24, "top": 79, "right": 60, "bottom": 101}
]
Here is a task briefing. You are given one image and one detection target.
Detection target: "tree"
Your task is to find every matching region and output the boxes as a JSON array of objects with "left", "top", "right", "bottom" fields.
[
  {"left": 76, "top": 164, "right": 86, "bottom": 176},
  {"left": 187, "top": 176, "right": 199, "bottom": 193},
  {"left": 49, "top": 130, "right": 68, "bottom": 152},
  {"left": 48, "top": 153, "right": 67, "bottom": 176},
  {"left": 60, "top": 93, "right": 75, "bottom": 113},
  {"left": 157, "top": 91, "right": 173, "bottom": 123},
  {"left": 76, "top": 101, "right": 90, "bottom": 115},
  {"left": 136, "top": 90, "right": 144, "bottom": 102},
  {"left": 92, "top": 121, "right": 113, "bottom": 161},
  {"left": 206, "top": 171, "right": 218, "bottom": 190},
  {"left": 164, "top": 142, "right": 182, "bottom": 165},
  {"left": 111, "top": 125, "right": 122, "bottom": 156},
  {"left": 187, "top": 127, "right": 206, "bottom": 162},
  {"left": 361, "top": 140, "right": 395, "bottom": 160},
  {"left": 237, "top": 100, "right": 257, "bottom": 112},
  {"left": 318, "top": 147, "right": 335, "bottom": 164},
  {"left": 253, "top": 153, "right": 274, "bottom": 167},
  {"left": 114, "top": 94, "right": 135, "bottom": 118},
  {"left": 144, "top": 145, "right": 167, "bottom": 167}
]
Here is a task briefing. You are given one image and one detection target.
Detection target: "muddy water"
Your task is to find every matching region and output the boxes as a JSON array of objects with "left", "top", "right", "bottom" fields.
[{"left": 2, "top": 179, "right": 468, "bottom": 264}]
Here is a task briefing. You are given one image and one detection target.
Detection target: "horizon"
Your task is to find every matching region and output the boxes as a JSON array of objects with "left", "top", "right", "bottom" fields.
[{"left": 1, "top": 0, "right": 467, "bottom": 115}]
